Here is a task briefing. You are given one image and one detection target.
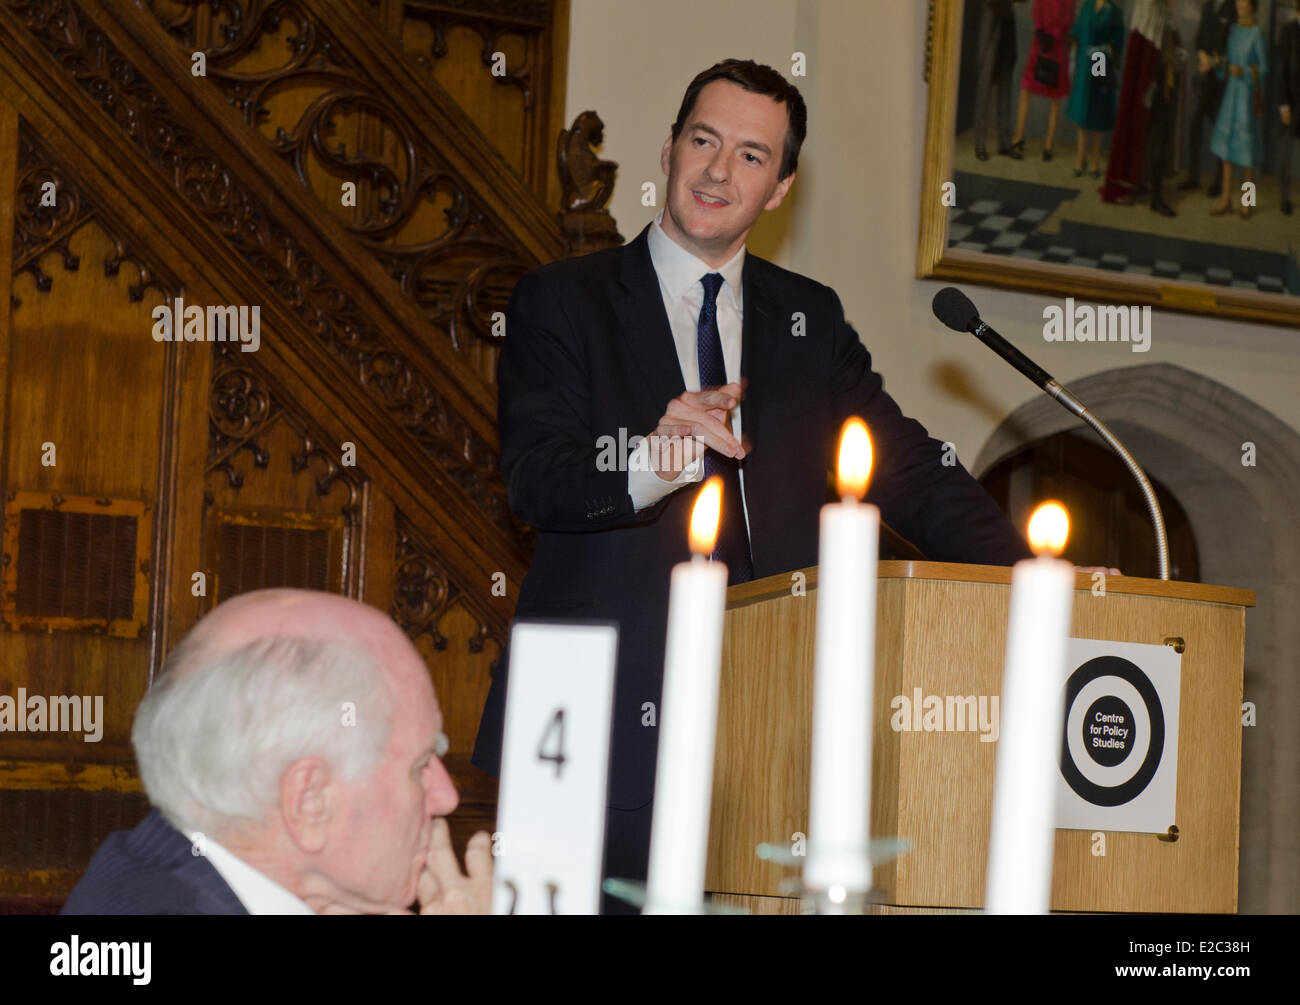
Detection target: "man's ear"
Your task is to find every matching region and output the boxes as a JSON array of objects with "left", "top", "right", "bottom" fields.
[
  {"left": 764, "top": 171, "right": 796, "bottom": 212},
  {"left": 661, "top": 134, "right": 674, "bottom": 176},
  {"left": 280, "top": 756, "right": 333, "bottom": 854}
]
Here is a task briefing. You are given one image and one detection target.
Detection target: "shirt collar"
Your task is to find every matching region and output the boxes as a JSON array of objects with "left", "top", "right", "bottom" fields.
[
  {"left": 201, "top": 836, "right": 316, "bottom": 915},
  {"left": 648, "top": 209, "right": 745, "bottom": 309}
]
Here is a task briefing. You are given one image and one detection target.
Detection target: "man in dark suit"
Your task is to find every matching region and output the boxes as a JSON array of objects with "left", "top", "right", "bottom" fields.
[
  {"left": 1180, "top": 0, "right": 1237, "bottom": 196},
  {"left": 61, "top": 808, "right": 249, "bottom": 915},
  {"left": 472, "top": 59, "right": 1032, "bottom": 913},
  {"left": 64, "top": 590, "right": 491, "bottom": 915},
  {"left": 972, "top": 0, "right": 1028, "bottom": 160},
  {"left": 1279, "top": 12, "right": 1300, "bottom": 216}
]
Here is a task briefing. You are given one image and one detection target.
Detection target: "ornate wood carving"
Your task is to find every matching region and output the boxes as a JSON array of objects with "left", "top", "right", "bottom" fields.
[
  {"left": 384, "top": 0, "right": 560, "bottom": 207},
  {"left": 205, "top": 342, "right": 366, "bottom": 598},
  {"left": 208, "top": 342, "right": 362, "bottom": 508},
  {"left": 13, "top": 125, "right": 180, "bottom": 306},
  {"left": 395, "top": 0, "right": 550, "bottom": 29},
  {"left": 396, "top": 0, "right": 549, "bottom": 107},
  {"left": 557, "top": 109, "right": 622, "bottom": 256},
  {"left": 147, "top": 0, "right": 536, "bottom": 365},
  {"left": 209, "top": 353, "right": 278, "bottom": 490},
  {"left": 8, "top": 0, "right": 526, "bottom": 548},
  {"left": 392, "top": 509, "right": 498, "bottom": 654}
]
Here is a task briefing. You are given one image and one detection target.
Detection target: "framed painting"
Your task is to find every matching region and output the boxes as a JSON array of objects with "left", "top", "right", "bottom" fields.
[{"left": 919, "top": 0, "right": 1300, "bottom": 327}]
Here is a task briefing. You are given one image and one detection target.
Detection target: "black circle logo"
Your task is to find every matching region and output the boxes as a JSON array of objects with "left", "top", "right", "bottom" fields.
[
  {"left": 1084, "top": 695, "right": 1135, "bottom": 767},
  {"left": 1060, "top": 656, "right": 1164, "bottom": 806}
]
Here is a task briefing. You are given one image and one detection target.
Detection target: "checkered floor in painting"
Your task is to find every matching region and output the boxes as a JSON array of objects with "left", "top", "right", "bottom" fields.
[{"left": 948, "top": 198, "right": 1289, "bottom": 295}]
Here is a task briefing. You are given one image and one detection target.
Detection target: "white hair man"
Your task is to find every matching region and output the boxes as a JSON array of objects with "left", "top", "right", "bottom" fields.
[{"left": 62, "top": 588, "right": 491, "bottom": 915}]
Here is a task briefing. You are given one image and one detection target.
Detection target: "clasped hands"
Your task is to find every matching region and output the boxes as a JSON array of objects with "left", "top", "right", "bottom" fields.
[
  {"left": 649, "top": 381, "right": 749, "bottom": 481},
  {"left": 646, "top": 385, "right": 1127, "bottom": 578}
]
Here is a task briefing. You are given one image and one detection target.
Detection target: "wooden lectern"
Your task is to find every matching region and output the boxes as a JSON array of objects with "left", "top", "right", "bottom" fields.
[{"left": 704, "top": 562, "right": 1254, "bottom": 915}]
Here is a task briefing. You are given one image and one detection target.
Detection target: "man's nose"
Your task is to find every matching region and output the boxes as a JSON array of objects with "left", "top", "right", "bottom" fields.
[
  {"left": 705, "top": 149, "right": 729, "bottom": 182},
  {"left": 426, "top": 758, "right": 460, "bottom": 816}
]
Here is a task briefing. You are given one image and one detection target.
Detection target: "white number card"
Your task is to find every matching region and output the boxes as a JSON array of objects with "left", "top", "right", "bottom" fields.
[{"left": 492, "top": 620, "right": 618, "bottom": 915}]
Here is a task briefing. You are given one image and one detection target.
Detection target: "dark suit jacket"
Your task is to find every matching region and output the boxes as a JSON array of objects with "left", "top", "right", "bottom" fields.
[
  {"left": 473, "top": 224, "right": 1032, "bottom": 808},
  {"left": 61, "top": 809, "right": 247, "bottom": 915},
  {"left": 1281, "top": 21, "right": 1300, "bottom": 139},
  {"left": 1194, "top": 0, "right": 1235, "bottom": 58}
]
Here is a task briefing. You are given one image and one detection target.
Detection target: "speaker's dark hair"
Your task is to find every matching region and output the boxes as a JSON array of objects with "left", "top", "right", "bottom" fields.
[{"left": 671, "top": 59, "right": 807, "bottom": 180}]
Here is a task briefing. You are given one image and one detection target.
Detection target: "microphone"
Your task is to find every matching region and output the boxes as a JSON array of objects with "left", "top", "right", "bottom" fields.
[{"left": 932, "top": 286, "right": 1169, "bottom": 580}]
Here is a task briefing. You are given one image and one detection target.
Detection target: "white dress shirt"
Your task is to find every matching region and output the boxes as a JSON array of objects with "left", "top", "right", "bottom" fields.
[
  {"left": 202, "top": 836, "right": 315, "bottom": 915},
  {"left": 628, "top": 211, "right": 752, "bottom": 541}
]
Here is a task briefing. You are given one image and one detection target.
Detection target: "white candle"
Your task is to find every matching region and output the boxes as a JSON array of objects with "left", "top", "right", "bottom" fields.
[
  {"left": 806, "top": 418, "right": 879, "bottom": 894},
  {"left": 645, "top": 477, "right": 728, "bottom": 914},
  {"left": 986, "top": 501, "right": 1075, "bottom": 914}
]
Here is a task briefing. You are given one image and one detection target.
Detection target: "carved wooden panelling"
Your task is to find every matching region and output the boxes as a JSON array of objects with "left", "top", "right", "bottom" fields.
[
  {"left": 8, "top": 0, "right": 526, "bottom": 551},
  {"left": 3, "top": 494, "right": 147, "bottom": 635},
  {"left": 392, "top": 508, "right": 497, "bottom": 655},
  {"left": 204, "top": 343, "right": 366, "bottom": 606},
  {"left": 214, "top": 515, "right": 335, "bottom": 600},
  {"left": 0, "top": 788, "right": 149, "bottom": 872},
  {"left": 13, "top": 128, "right": 181, "bottom": 306},
  {"left": 147, "top": 0, "right": 538, "bottom": 387},
  {"left": 0, "top": 0, "right": 592, "bottom": 903},
  {"left": 390, "top": 0, "right": 554, "bottom": 184},
  {"left": 1, "top": 111, "right": 185, "bottom": 770}
]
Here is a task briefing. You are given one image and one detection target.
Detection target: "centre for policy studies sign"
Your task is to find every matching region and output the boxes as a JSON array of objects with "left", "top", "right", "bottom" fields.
[{"left": 1055, "top": 638, "right": 1181, "bottom": 835}]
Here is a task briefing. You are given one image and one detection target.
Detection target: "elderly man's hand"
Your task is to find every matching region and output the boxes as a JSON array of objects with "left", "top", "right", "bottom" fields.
[{"left": 416, "top": 818, "right": 493, "bottom": 914}]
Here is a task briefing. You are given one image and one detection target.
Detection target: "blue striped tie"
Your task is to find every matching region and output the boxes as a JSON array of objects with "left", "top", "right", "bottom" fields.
[{"left": 697, "top": 272, "right": 754, "bottom": 584}]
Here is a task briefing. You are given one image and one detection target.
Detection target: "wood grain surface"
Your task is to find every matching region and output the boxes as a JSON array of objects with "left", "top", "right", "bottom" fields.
[{"left": 706, "top": 569, "right": 1248, "bottom": 913}]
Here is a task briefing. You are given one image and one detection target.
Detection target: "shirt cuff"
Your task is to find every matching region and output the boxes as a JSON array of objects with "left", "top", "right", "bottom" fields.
[{"left": 628, "top": 436, "right": 703, "bottom": 511}]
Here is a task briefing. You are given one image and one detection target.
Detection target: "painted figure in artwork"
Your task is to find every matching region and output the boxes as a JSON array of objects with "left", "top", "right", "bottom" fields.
[
  {"left": 1274, "top": 4, "right": 1299, "bottom": 216},
  {"left": 1209, "top": 0, "right": 1267, "bottom": 218},
  {"left": 1144, "top": 10, "right": 1183, "bottom": 216},
  {"left": 1009, "top": 0, "right": 1075, "bottom": 161},
  {"left": 1100, "top": 0, "right": 1174, "bottom": 204},
  {"left": 1067, "top": 0, "right": 1126, "bottom": 178},
  {"left": 1180, "top": 0, "right": 1237, "bottom": 197},
  {"left": 973, "top": 0, "right": 1029, "bottom": 160}
]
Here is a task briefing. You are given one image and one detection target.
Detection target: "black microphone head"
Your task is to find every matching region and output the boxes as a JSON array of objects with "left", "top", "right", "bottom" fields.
[{"left": 932, "top": 286, "right": 979, "bottom": 333}]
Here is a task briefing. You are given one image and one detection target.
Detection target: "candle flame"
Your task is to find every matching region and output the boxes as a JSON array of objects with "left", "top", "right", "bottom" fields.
[
  {"left": 689, "top": 476, "right": 723, "bottom": 556},
  {"left": 836, "top": 418, "right": 873, "bottom": 500},
  {"left": 1027, "top": 500, "right": 1069, "bottom": 557}
]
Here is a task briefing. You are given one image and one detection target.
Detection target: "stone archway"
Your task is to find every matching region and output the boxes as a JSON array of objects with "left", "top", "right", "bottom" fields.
[{"left": 972, "top": 363, "right": 1299, "bottom": 915}]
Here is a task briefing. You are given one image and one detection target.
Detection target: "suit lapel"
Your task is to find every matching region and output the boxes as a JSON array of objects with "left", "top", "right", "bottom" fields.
[
  {"left": 740, "top": 254, "right": 777, "bottom": 446},
  {"left": 614, "top": 225, "right": 687, "bottom": 412}
]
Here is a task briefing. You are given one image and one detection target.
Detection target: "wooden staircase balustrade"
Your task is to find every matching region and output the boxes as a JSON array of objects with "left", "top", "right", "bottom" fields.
[
  {"left": 0, "top": 0, "right": 620, "bottom": 904},
  {"left": 135, "top": 0, "right": 565, "bottom": 393},
  {"left": 368, "top": 0, "right": 572, "bottom": 212}
]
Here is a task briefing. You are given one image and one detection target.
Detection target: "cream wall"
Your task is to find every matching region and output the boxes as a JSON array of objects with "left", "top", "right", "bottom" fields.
[{"left": 565, "top": 0, "right": 1300, "bottom": 468}]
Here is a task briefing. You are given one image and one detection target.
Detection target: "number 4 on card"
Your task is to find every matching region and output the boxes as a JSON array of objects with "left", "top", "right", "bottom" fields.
[{"left": 492, "top": 621, "right": 618, "bottom": 915}]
